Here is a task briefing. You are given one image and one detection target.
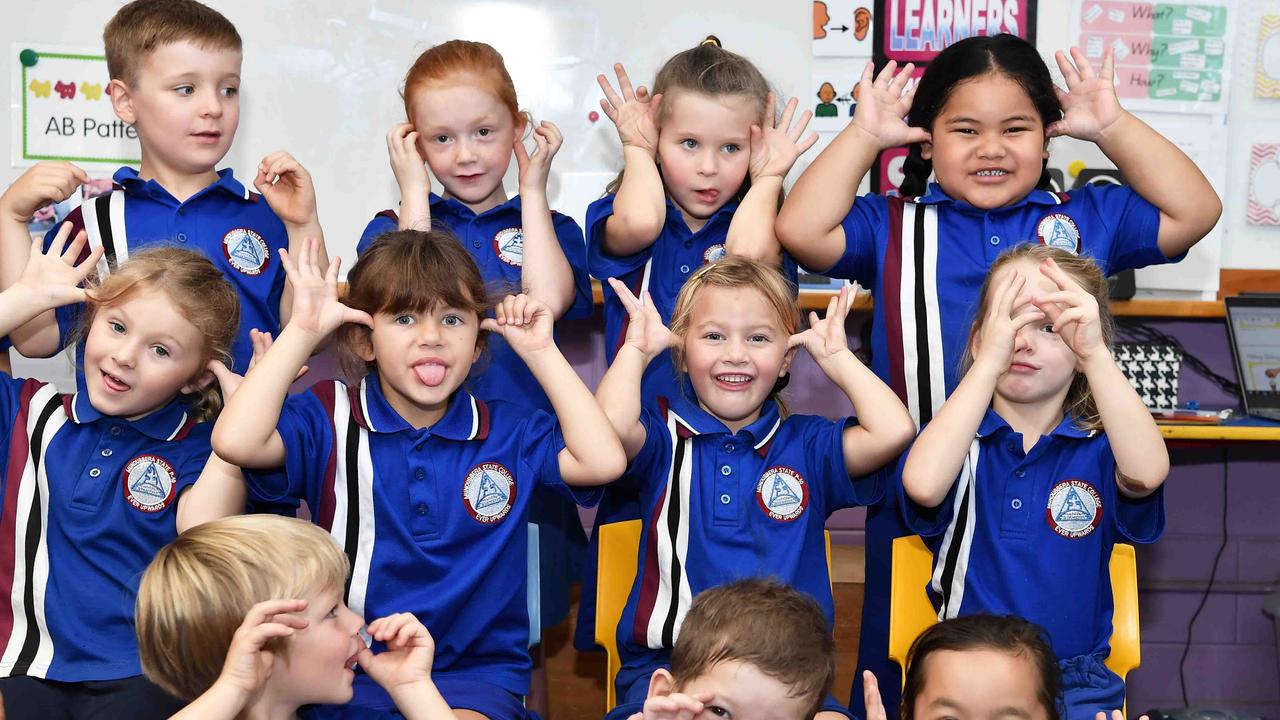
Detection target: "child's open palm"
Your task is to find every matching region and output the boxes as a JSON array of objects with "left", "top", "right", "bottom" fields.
[
  {"left": 279, "top": 238, "right": 372, "bottom": 338},
  {"left": 851, "top": 60, "right": 930, "bottom": 150},
  {"left": 386, "top": 123, "right": 431, "bottom": 197},
  {"left": 1032, "top": 258, "right": 1104, "bottom": 361},
  {"left": 1049, "top": 47, "right": 1125, "bottom": 141},
  {"left": 15, "top": 222, "right": 102, "bottom": 309},
  {"left": 749, "top": 93, "right": 818, "bottom": 182},
  {"left": 608, "top": 277, "right": 675, "bottom": 361},
  {"left": 598, "top": 63, "right": 661, "bottom": 156}
]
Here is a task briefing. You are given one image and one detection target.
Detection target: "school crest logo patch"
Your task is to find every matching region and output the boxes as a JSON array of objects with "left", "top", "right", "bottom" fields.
[
  {"left": 1036, "top": 213, "right": 1081, "bottom": 254},
  {"left": 1045, "top": 479, "right": 1102, "bottom": 539},
  {"left": 703, "top": 243, "right": 727, "bottom": 264},
  {"left": 222, "top": 228, "right": 270, "bottom": 275},
  {"left": 462, "top": 462, "right": 515, "bottom": 524},
  {"left": 122, "top": 455, "right": 177, "bottom": 513},
  {"left": 755, "top": 466, "right": 809, "bottom": 522},
  {"left": 493, "top": 228, "right": 524, "bottom": 267}
]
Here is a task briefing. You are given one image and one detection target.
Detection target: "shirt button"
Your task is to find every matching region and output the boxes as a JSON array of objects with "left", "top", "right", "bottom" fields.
[
  {"left": 416, "top": 503, "right": 428, "bottom": 516},
  {"left": 176, "top": 232, "right": 187, "bottom": 242},
  {"left": 89, "top": 468, "right": 101, "bottom": 478},
  {"left": 472, "top": 240, "right": 481, "bottom": 249},
  {"left": 990, "top": 235, "right": 1000, "bottom": 245},
  {"left": 415, "top": 469, "right": 425, "bottom": 480},
  {"left": 110, "top": 427, "right": 122, "bottom": 436},
  {"left": 1007, "top": 442, "right": 1017, "bottom": 453},
  {"left": 101, "top": 449, "right": 113, "bottom": 457},
  {"left": 722, "top": 442, "right": 735, "bottom": 452},
  {"left": 680, "top": 264, "right": 690, "bottom": 274},
  {"left": 1011, "top": 498, "right": 1022, "bottom": 510},
  {"left": 720, "top": 465, "right": 731, "bottom": 476},
  {"left": 1014, "top": 468, "right": 1026, "bottom": 478},
  {"left": 719, "top": 493, "right": 731, "bottom": 505}
]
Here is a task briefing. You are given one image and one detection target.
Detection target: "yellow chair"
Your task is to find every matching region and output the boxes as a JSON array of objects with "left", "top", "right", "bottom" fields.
[
  {"left": 594, "top": 521, "right": 835, "bottom": 713},
  {"left": 888, "top": 536, "right": 1141, "bottom": 691}
]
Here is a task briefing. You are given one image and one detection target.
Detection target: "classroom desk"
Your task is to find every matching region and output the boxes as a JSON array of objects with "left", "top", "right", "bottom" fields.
[{"left": 1157, "top": 417, "right": 1280, "bottom": 441}]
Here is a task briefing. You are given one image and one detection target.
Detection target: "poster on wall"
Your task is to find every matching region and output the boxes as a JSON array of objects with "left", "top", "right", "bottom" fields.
[
  {"left": 809, "top": 58, "right": 866, "bottom": 133},
  {"left": 813, "top": 0, "right": 875, "bottom": 56},
  {"left": 868, "top": 0, "right": 1039, "bottom": 193},
  {"left": 10, "top": 46, "right": 140, "bottom": 167},
  {"left": 1257, "top": 14, "right": 1280, "bottom": 99},
  {"left": 1068, "top": 1, "right": 1232, "bottom": 115}
]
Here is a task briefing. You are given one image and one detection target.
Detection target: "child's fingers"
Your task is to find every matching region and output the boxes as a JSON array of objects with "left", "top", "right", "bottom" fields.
[
  {"left": 58, "top": 227, "right": 89, "bottom": 263},
  {"left": 1070, "top": 46, "right": 1096, "bottom": 80},
  {"left": 788, "top": 106, "right": 814, "bottom": 141},
  {"left": 796, "top": 130, "right": 819, "bottom": 155},
  {"left": 479, "top": 318, "right": 502, "bottom": 334},
  {"left": 873, "top": 59, "right": 898, "bottom": 88},
  {"left": 1055, "top": 50, "right": 1080, "bottom": 87},
  {"left": 862, "top": 670, "right": 886, "bottom": 720},
  {"left": 1051, "top": 307, "right": 1088, "bottom": 334},
  {"left": 613, "top": 63, "right": 637, "bottom": 98},
  {"left": 242, "top": 599, "right": 308, "bottom": 628},
  {"left": 513, "top": 137, "right": 530, "bottom": 171},
  {"left": 1100, "top": 46, "right": 1115, "bottom": 80},
  {"left": 607, "top": 278, "right": 642, "bottom": 310},
  {"left": 596, "top": 74, "right": 623, "bottom": 111},
  {"left": 889, "top": 62, "right": 916, "bottom": 95},
  {"left": 343, "top": 308, "right": 376, "bottom": 329}
]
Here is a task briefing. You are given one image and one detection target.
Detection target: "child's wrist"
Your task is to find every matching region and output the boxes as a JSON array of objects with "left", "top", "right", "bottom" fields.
[
  {"left": 1094, "top": 110, "right": 1137, "bottom": 146},
  {"left": 622, "top": 143, "right": 657, "bottom": 161}
]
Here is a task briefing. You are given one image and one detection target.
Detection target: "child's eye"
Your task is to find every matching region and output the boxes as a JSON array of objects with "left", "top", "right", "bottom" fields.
[
  {"left": 442, "top": 314, "right": 463, "bottom": 327},
  {"left": 434, "top": 135, "right": 450, "bottom": 144},
  {"left": 680, "top": 139, "right": 699, "bottom": 150},
  {"left": 721, "top": 143, "right": 741, "bottom": 154},
  {"left": 394, "top": 314, "right": 415, "bottom": 326},
  {"left": 1005, "top": 126, "right": 1028, "bottom": 134},
  {"left": 174, "top": 85, "right": 194, "bottom": 96},
  {"left": 220, "top": 86, "right": 239, "bottom": 98},
  {"left": 150, "top": 345, "right": 170, "bottom": 359},
  {"left": 955, "top": 127, "right": 976, "bottom": 135},
  {"left": 706, "top": 706, "right": 730, "bottom": 719},
  {"left": 703, "top": 332, "right": 723, "bottom": 341},
  {"left": 109, "top": 321, "right": 125, "bottom": 334},
  {"left": 477, "top": 128, "right": 492, "bottom": 138},
  {"left": 327, "top": 605, "right": 339, "bottom": 619},
  {"left": 749, "top": 333, "right": 770, "bottom": 343},
  {"left": 1040, "top": 324, "right": 1057, "bottom": 334}
]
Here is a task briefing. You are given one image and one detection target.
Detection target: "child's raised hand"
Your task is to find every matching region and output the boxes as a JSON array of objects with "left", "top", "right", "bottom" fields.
[
  {"left": 0, "top": 161, "right": 88, "bottom": 223},
  {"left": 629, "top": 691, "right": 714, "bottom": 720},
  {"left": 850, "top": 60, "right": 930, "bottom": 150},
  {"left": 279, "top": 238, "right": 373, "bottom": 338},
  {"left": 598, "top": 63, "right": 661, "bottom": 156},
  {"left": 13, "top": 222, "right": 102, "bottom": 309},
  {"left": 215, "top": 599, "right": 309, "bottom": 700},
  {"left": 862, "top": 671, "right": 887, "bottom": 720},
  {"left": 481, "top": 294, "right": 555, "bottom": 355},
  {"left": 254, "top": 151, "right": 319, "bottom": 229},
  {"left": 608, "top": 277, "right": 675, "bottom": 360},
  {"left": 1097, "top": 712, "right": 1149, "bottom": 720},
  {"left": 357, "top": 612, "right": 435, "bottom": 693},
  {"left": 1048, "top": 47, "right": 1126, "bottom": 141},
  {"left": 515, "top": 120, "right": 563, "bottom": 196},
  {"left": 387, "top": 123, "right": 431, "bottom": 196},
  {"left": 206, "top": 330, "right": 309, "bottom": 399},
  {"left": 788, "top": 284, "right": 856, "bottom": 366},
  {"left": 972, "top": 269, "right": 1044, "bottom": 375},
  {"left": 1032, "top": 258, "right": 1104, "bottom": 361},
  {"left": 748, "top": 93, "right": 818, "bottom": 182}
]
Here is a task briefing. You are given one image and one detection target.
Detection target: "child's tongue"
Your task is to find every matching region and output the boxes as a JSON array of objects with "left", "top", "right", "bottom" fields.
[{"left": 413, "top": 362, "right": 447, "bottom": 387}]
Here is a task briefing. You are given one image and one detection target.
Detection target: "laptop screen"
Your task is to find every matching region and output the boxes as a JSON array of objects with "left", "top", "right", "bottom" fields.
[{"left": 1225, "top": 299, "right": 1280, "bottom": 397}]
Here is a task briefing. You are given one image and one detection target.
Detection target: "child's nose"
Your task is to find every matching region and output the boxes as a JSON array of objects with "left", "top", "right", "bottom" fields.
[{"left": 696, "top": 150, "right": 717, "bottom": 175}]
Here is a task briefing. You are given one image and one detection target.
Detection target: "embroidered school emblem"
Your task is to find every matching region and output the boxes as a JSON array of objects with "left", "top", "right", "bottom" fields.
[
  {"left": 1036, "top": 213, "right": 1081, "bottom": 254},
  {"left": 222, "top": 228, "right": 270, "bottom": 275},
  {"left": 1045, "top": 479, "right": 1102, "bottom": 539},
  {"left": 703, "top": 243, "right": 727, "bottom": 264},
  {"left": 755, "top": 466, "right": 809, "bottom": 522},
  {"left": 122, "top": 455, "right": 177, "bottom": 513},
  {"left": 462, "top": 462, "right": 515, "bottom": 524},
  {"left": 493, "top": 228, "right": 524, "bottom": 267}
]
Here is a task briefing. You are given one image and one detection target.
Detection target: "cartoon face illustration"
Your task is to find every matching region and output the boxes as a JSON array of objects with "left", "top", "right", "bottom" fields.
[
  {"left": 818, "top": 82, "right": 837, "bottom": 104},
  {"left": 814, "top": 1, "right": 831, "bottom": 39},
  {"left": 854, "top": 8, "right": 872, "bottom": 41}
]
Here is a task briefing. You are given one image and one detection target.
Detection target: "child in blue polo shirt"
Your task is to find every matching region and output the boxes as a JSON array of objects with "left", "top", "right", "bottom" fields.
[
  {"left": 0, "top": 0, "right": 327, "bottom": 373},
  {"left": 0, "top": 226, "right": 250, "bottom": 717},
  {"left": 776, "top": 35, "right": 1220, "bottom": 716},
  {"left": 212, "top": 232, "right": 626, "bottom": 720},
  {"left": 899, "top": 245, "right": 1167, "bottom": 718},
  {"left": 595, "top": 257, "right": 915, "bottom": 720}
]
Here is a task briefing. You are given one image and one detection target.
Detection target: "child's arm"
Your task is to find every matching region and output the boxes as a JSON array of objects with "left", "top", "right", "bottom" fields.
[
  {"left": 213, "top": 238, "right": 372, "bottom": 469},
  {"left": 514, "top": 121, "right": 577, "bottom": 317},
  {"left": 254, "top": 152, "right": 332, "bottom": 328},
  {"left": 0, "top": 162, "right": 89, "bottom": 357},
  {"left": 358, "top": 613, "right": 459, "bottom": 720},
  {"left": 775, "top": 61, "right": 925, "bottom": 272},
  {"left": 0, "top": 225, "right": 102, "bottom": 341},
  {"left": 725, "top": 94, "right": 817, "bottom": 266},
  {"left": 901, "top": 271, "right": 1043, "bottom": 507},
  {"left": 387, "top": 123, "right": 432, "bottom": 231},
  {"left": 596, "top": 64, "right": 666, "bottom": 256},
  {"left": 1050, "top": 48, "right": 1221, "bottom": 257},
  {"left": 1034, "top": 258, "right": 1168, "bottom": 497},
  {"left": 594, "top": 278, "right": 676, "bottom": 459},
  {"left": 165, "top": 599, "right": 310, "bottom": 720},
  {"left": 482, "top": 293, "right": 627, "bottom": 485},
  {"left": 787, "top": 285, "right": 916, "bottom": 475}
]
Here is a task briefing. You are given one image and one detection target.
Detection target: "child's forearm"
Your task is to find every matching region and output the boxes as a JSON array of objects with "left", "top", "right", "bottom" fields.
[
  {"left": 518, "top": 191, "right": 576, "bottom": 317},
  {"left": 0, "top": 282, "right": 73, "bottom": 342},
  {"left": 0, "top": 217, "right": 61, "bottom": 358},
  {"left": 279, "top": 226, "right": 330, "bottom": 330},
  {"left": 901, "top": 364, "right": 998, "bottom": 507},
  {"left": 726, "top": 176, "right": 785, "bottom": 266},
  {"left": 522, "top": 345, "right": 626, "bottom": 484},
  {"left": 391, "top": 680, "right": 459, "bottom": 720},
  {"left": 822, "top": 350, "right": 917, "bottom": 475},
  {"left": 397, "top": 189, "right": 431, "bottom": 231},
  {"left": 165, "top": 680, "right": 247, "bottom": 720},
  {"left": 775, "top": 124, "right": 879, "bottom": 271},
  {"left": 1094, "top": 112, "right": 1221, "bottom": 257},
  {"left": 1081, "top": 352, "right": 1168, "bottom": 496},
  {"left": 212, "top": 325, "right": 316, "bottom": 467},
  {"left": 604, "top": 146, "right": 666, "bottom": 257},
  {"left": 176, "top": 453, "right": 247, "bottom": 534},
  {"left": 594, "top": 344, "right": 650, "bottom": 458}
]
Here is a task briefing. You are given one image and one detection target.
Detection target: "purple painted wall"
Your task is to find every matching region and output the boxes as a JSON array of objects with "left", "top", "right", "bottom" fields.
[{"left": 559, "top": 311, "right": 1280, "bottom": 715}]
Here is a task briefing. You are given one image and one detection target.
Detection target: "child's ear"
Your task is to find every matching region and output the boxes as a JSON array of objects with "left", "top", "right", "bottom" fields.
[
  {"left": 647, "top": 668, "right": 677, "bottom": 700},
  {"left": 920, "top": 140, "right": 933, "bottom": 161},
  {"left": 181, "top": 369, "right": 216, "bottom": 395},
  {"left": 354, "top": 328, "right": 376, "bottom": 363},
  {"left": 781, "top": 345, "right": 798, "bottom": 376},
  {"left": 108, "top": 79, "right": 136, "bottom": 124}
]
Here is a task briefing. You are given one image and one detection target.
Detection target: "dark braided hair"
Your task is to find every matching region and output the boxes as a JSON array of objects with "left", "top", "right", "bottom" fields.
[{"left": 899, "top": 34, "right": 1061, "bottom": 198}]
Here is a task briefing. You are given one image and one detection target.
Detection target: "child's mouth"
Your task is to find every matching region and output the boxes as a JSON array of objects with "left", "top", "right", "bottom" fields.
[
  {"left": 101, "top": 370, "right": 131, "bottom": 393},
  {"left": 413, "top": 360, "right": 447, "bottom": 387},
  {"left": 973, "top": 168, "right": 1009, "bottom": 181},
  {"left": 714, "top": 373, "right": 753, "bottom": 390},
  {"left": 695, "top": 189, "right": 720, "bottom": 204}
]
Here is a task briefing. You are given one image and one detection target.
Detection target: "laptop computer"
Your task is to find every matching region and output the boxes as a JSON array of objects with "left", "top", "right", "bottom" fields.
[{"left": 1224, "top": 295, "right": 1280, "bottom": 421}]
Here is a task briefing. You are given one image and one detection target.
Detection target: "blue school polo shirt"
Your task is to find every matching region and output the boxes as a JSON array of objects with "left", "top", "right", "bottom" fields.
[
  {"left": 0, "top": 373, "right": 206, "bottom": 682},
  {"left": 44, "top": 167, "right": 288, "bottom": 374},
  {"left": 825, "top": 182, "right": 1167, "bottom": 426},
  {"left": 243, "top": 373, "right": 600, "bottom": 709},
  {"left": 358, "top": 194, "right": 592, "bottom": 412},
  {"left": 899, "top": 409, "right": 1164, "bottom": 661},
  {"left": 587, "top": 195, "right": 800, "bottom": 404},
  {"left": 612, "top": 392, "right": 881, "bottom": 699}
]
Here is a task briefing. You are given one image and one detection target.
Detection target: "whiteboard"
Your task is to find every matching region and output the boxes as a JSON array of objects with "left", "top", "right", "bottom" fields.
[{"left": 0, "top": 0, "right": 1260, "bottom": 289}]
